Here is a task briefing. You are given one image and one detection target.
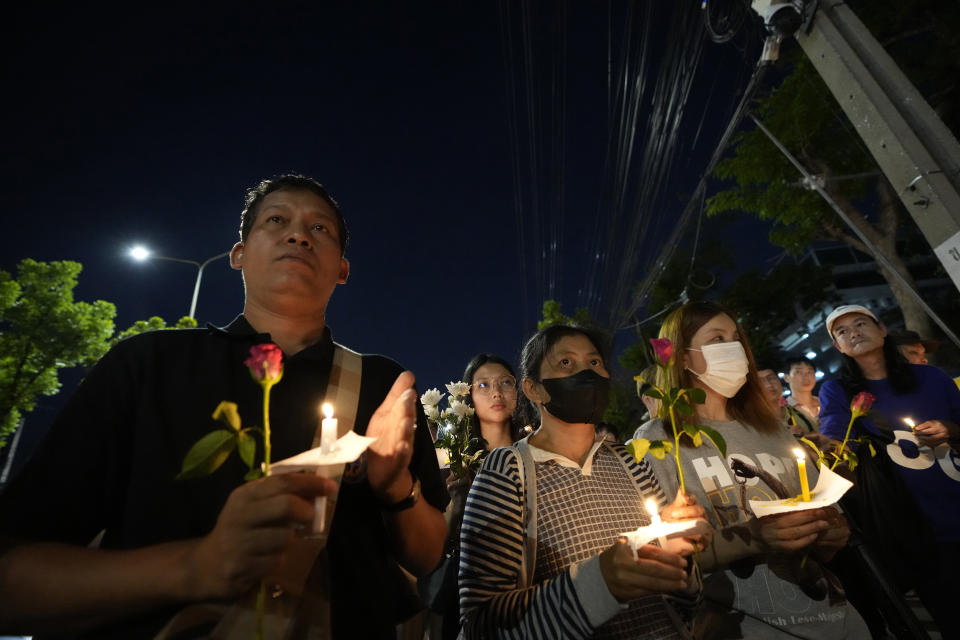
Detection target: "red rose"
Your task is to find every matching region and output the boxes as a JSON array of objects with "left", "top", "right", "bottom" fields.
[
  {"left": 245, "top": 343, "right": 283, "bottom": 384},
  {"left": 650, "top": 337, "right": 673, "bottom": 366},
  {"left": 850, "top": 391, "right": 875, "bottom": 417}
]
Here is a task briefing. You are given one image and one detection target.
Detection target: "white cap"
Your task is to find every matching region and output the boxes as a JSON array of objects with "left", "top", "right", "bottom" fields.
[{"left": 825, "top": 304, "right": 879, "bottom": 337}]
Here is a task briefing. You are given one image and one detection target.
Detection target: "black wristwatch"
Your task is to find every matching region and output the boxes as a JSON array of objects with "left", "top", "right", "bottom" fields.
[{"left": 380, "top": 475, "right": 421, "bottom": 513}]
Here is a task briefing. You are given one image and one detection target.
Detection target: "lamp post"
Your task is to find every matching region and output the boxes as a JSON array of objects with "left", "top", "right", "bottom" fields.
[{"left": 128, "top": 246, "right": 231, "bottom": 319}]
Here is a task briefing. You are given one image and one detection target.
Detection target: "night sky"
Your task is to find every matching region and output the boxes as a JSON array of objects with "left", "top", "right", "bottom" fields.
[{"left": 1, "top": 2, "right": 776, "bottom": 462}]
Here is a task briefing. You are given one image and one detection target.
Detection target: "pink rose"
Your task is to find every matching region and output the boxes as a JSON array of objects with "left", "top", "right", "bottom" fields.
[
  {"left": 650, "top": 338, "right": 673, "bottom": 366},
  {"left": 850, "top": 391, "right": 875, "bottom": 417},
  {"left": 779, "top": 396, "right": 788, "bottom": 407},
  {"left": 245, "top": 343, "right": 283, "bottom": 383}
]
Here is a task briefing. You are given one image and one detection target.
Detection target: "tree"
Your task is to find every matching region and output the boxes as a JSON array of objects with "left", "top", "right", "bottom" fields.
[
  {"left": 721, "top": 260, "right": 838, "bottom": 365},
  {"left": 0, "top": 260, "right": 116, "bottom": 448},
  {"left": 707, "top": 17, "right": 959, "bottom": 338},
  {"left": 0, "top": 259, "right": 198, "bottom": 451},
  {"left": 110, "top": 315, "right": 197, "bottom": 347}
]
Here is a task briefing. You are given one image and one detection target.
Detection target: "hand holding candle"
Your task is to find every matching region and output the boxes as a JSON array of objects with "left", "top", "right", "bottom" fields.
[
  {"left": 621, "top": 493, "right": 710, "bottom": 559},
  {"left": 795, "top": 448, "right": 811, "bottom": 502}
]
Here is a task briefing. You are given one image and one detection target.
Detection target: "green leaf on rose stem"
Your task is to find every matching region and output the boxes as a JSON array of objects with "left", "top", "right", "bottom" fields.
[
  {"left": 238, "top": 430, "right": 256, "bottom": 470},
  {"left": 682, "top": 422, "right": 699, "bottom": 437},
  {"left": 674, "top": 400, "right": 693, "bottom": 416},
  {"left": 800, "top": 437, "right": 823, "bottom": 460},
  {"left": 697, "top": 425, "right": 727, "bottom": 458},
  {"left": 627, "top": 438, "right": 651, "bottom": 461},
  {"left": 844, "top": 450, "right": 859, "bottom": 471},
  {"left": 687, "top": 387, "right": 706, "bottom": 404},
  {"left": 867, "top": 441, "right": 876, "bottom": 457},
  {"left": 244, "top": 467, "right": 263, "bottom": 482},
  {"left": 690, "top": 431, "right": 703, "bottom": 447},
  {"left": 648, "top": 440, "right": 673, "bottom": 459},
  {"left": 177, "top": 430, "right": 238, "bottom": 479},
  {"left": 211, "top": 401, "right": 242, "bottom": 431},
  {"left": 643, "top": 387, "right": 664, "bottom": 401}
]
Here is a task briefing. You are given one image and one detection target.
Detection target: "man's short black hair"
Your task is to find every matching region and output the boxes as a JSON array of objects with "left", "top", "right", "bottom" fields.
[
  {"left": 239, "top": 174, "right": 349, "bottom": 254},
  {"left": 784, "top": 355, "right": 815, "bottom": 371}
]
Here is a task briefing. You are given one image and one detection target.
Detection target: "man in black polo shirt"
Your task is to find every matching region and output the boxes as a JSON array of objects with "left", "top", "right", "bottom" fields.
[{"left": 0, "top": 175, "right": 446, "bottom": 638}]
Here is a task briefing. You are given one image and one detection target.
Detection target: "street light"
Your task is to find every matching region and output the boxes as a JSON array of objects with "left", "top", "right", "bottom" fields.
[{"left": 128, "top": 245, "right": 231, "bottom": 319}]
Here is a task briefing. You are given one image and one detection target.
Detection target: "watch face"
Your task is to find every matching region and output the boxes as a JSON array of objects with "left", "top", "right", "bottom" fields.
[{"left": 342, "top": 452, "right": 367, "bottom": 484}]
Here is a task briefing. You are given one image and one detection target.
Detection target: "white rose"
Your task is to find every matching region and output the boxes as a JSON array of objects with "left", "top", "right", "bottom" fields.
[
  {"left": 449, "top": 399, "right": 471, "bottom": 420},
  {"left": 446, "top": 381, "right": 471, "bottom": 398},
  {"left": 424, "top": 404, "right": 440, "bottom": 421},
  {"left": 420, "top": 388, "right": 443, "bottom": 407}
]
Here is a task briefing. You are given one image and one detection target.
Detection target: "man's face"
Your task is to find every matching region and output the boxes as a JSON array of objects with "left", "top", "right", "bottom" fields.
[
  {"left": 785, "top": 363, "right": 816, "bottom": 393},
  {"left": 831, "top": 313, "right": 886, "bottom": 358},
  {"left": 757, "top": 369, "right": 783, "bottom": 407},
  {"left": 230, "top": 189, "right": 349, "bottom": 307},
  {"left": 899, "top": 343, "right": 927, "bottom": 365}
]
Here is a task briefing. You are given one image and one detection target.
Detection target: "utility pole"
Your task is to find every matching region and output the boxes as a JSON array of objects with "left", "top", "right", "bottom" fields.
[{"left": 790, "top": 0, "right": 960, "bottom": 292}]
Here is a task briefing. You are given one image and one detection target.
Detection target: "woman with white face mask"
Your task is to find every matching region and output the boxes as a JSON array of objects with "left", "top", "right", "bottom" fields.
[{"left": 634, "top": 302, "right": 869, "bottom": 639}]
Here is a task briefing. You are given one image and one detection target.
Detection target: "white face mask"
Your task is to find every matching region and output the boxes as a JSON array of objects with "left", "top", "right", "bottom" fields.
[{"left": 687, "top": 341, "right": 749, "bottom": 398}]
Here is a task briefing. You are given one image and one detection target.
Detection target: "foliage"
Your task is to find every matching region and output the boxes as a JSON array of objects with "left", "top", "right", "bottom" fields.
[
  {"left": 721, "top": 259, "right": 838, "bottom": 364},
  {"left": 110, "top": 315, "right": 197, "bottom": 347},
  {"left": 0, "top": 259, "right": 116, "bottom": 449},
  {"left": 538, "top": 300, "right": 594, "bottom": 331}
]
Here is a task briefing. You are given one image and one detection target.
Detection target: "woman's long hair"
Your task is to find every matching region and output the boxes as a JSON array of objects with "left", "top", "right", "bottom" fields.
[
  {"left": 836, "top": 326, "right": 916, "bottom": 399},
  {"left": 655, "top": 301, "right": 780, "bottom": 437},
  {"left": 462, "top": 353, "right": 526, "bottom": 443}
]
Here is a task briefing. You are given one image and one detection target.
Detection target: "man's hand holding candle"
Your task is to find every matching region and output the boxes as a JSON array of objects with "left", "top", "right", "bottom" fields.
[{"left": 913, "top": 419, "right": 960, "bottom": 449}]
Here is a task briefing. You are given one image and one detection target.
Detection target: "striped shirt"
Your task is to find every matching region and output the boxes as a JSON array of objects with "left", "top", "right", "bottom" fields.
[{"left": 459, "top": 441, "right": 699, "bottom": 639}]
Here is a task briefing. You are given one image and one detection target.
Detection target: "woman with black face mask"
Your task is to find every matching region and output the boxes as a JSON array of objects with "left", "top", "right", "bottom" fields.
[{"left": 458, "top": 324, "right": 711, "bottom": 639}]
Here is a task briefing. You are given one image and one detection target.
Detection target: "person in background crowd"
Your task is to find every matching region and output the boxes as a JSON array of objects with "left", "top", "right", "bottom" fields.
[
  {"left": 0, "top": 174, "right": 446, "bottom": 639},
  {"left": 422, "top": 354, "right": 524, "bottom": 640},
  {"left": 783, "top": 356, "right": 819, "bottom": 419},
  {"left": 459, "top": 324, "right": 709, "bottom": 639},
  {"left": 635, "top": 301, "right": 869, "bottom": 640},
  {"left": 886, "top": 329, "right": 939, "bottom": 366},
  {"left": 819, "top": 304, "right": 960, "bottom": 638}
]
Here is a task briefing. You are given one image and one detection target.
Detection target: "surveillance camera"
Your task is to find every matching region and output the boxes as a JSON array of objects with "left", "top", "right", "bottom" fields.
[{"left": 751, "top": 0, "right": 805, "bottom": 37}]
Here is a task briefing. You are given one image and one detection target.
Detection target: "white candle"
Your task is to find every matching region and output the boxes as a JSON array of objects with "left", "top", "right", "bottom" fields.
[
  {"left": 321, "top": 403, "right": 337, "bottom": 454},
  {"left": 314, "top": 403, "right": 337, "bottom": 534},
  {"left": 645, "top": 499, "right": 668, "bottom": 548}
]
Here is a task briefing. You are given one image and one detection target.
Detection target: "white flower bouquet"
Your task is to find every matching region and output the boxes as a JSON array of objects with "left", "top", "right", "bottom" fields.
[{"left": 420, "top": 381, "right": 486, "bottom": 478}]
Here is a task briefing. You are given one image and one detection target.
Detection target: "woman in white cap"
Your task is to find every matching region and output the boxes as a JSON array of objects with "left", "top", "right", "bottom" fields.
[{"left": 820, "top": 304, "right": 960, "bottom": 637}]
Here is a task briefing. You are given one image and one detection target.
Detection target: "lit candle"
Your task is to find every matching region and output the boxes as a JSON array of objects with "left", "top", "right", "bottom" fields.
[
  {"left": 321, "top": 403, "right": 337, "bottom": 454},
  {"left": 903, "top": 417, "right": 916, "bottom": 432},
  {"left": 794, "top": 448, "right": 811, "bottom": 502},
  {"left": 645, "top": 499, "right": 668, "bottom": 548}
]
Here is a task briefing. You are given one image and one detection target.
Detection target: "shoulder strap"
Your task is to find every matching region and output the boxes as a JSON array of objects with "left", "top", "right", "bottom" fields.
[
  {"left": 312, "top": 343, "right": 363, "bottom": 446},
  {"left": 513, "top": 437, "right": 537, "bottom": 590}
]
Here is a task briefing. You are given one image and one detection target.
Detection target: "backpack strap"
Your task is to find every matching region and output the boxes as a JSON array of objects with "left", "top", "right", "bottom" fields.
[{"left": 513, "top": 437, "right": 538, "bottom": 590}]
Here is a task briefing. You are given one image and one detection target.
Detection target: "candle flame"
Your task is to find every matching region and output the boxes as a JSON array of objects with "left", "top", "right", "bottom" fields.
[
  {"left": 793, "top": 447, "right": 805, "bottom": 460},
  {"left": 645, "top": 499, "right": 659, "bottom": 518},
  {"left": 322, "top": 403, "right": 334, "bottom": 419},
  {"left": 903, "top": 417, "right": 915, "bottom": 428}
]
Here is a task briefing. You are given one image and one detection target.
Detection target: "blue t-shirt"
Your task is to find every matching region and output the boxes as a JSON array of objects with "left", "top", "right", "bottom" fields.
[{"left": 819, "top": 365, "right": 960, "bottom": 542}]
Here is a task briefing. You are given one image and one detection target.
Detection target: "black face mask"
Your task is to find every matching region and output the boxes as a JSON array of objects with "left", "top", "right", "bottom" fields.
[{"left": 540, "top": 369, "right": 610, "bottom": 425}]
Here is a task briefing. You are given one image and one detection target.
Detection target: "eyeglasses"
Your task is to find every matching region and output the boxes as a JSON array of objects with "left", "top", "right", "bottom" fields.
[{"left": 472, "top": 377, "right": 517, "bottom": 395}]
